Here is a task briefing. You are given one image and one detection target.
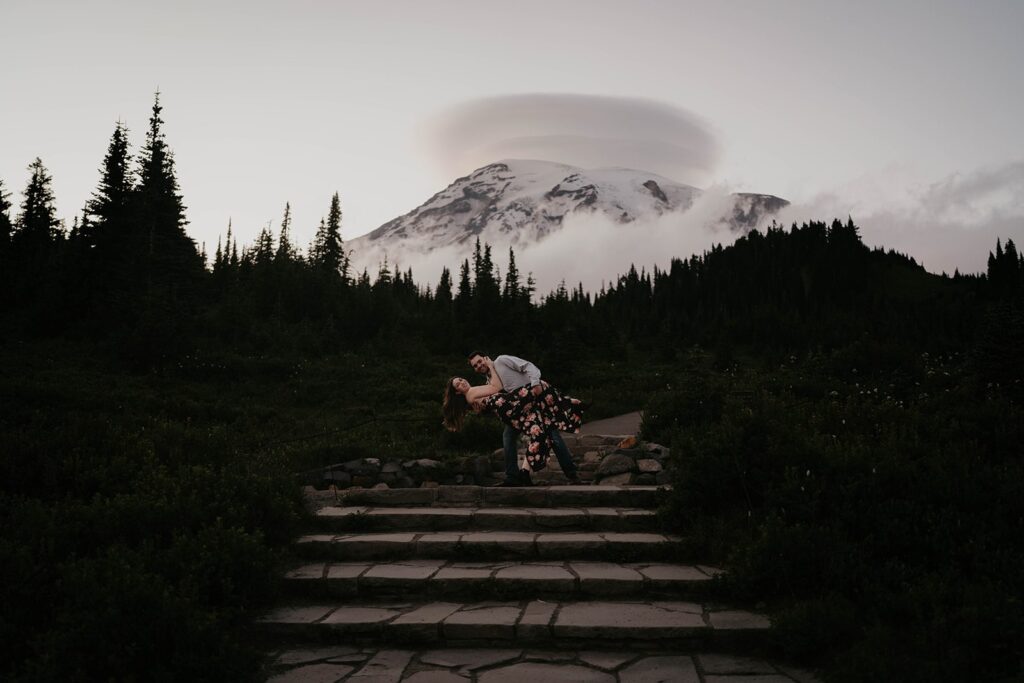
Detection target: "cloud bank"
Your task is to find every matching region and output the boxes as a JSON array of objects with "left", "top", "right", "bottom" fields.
[
  {"left": 771, "top": 160, "right": 1024, "bottom": 275},
  {"left": 350, "top": 187, "right": 743, "bottom": 297},
  {"left": 424, "top": 94, "right": 720, "bottom": 186}
]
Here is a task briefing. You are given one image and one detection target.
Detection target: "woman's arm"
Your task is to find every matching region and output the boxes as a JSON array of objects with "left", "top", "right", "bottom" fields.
[{"left": 465, "top": 362, "right": 503, "bottom": 402}]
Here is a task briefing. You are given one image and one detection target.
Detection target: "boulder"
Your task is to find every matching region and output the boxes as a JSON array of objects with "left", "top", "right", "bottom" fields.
[
  {"left": 403, "top": 458, "right": 442, "bottom": 470},
  {"left": 372, "top": 482, "right": 390, "bottom": 490},
  {"left": 637, "top": 459, "right": 662, "bottom": 473},
  {"left": 395, "top": 476, "right": 415, "bottom": 489},
  {"left": 618, "top": 436, "right": 639, "bottom": 449},
  {"left": 324, "top": 470, "right": 351, "bottom": 488},
  {"left": 381, "top": 461, "right": 403, "bottom": 474},
  {"left": 343, "top": 458, "right": 381, "bottom": 477},
  {"left": 634, "top": 473, "right": 657, "bottom": 486},
  {"left": 599, "top": 472, "right": 633, "bottom": 485},
  {"left": 597, "top": 453, "right": 637, "bottom": 477}
]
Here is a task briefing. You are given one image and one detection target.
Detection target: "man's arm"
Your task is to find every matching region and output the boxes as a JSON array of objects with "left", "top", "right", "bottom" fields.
[{"left": 498, "top": 355, "right": 542, "bottom": 385}]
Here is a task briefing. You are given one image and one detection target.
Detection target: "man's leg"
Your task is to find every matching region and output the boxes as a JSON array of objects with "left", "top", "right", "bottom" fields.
[
  {"left": 548, "top": 430, "right": 579, "bottom": 481},
  {"left": 503, "top": 425, "right": 521, "bottom": 479}
]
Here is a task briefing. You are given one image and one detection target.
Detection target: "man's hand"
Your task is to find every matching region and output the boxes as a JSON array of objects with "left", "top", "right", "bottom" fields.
[{"left": 531, "top": 383, "right": 543, "bottom": 396}]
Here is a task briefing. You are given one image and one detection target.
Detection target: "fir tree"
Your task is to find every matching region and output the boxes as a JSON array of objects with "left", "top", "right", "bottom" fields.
[
  {"left": 13, "top": 157, "right": 61, "bottom": 252},
  {"left": 436, "top": 267, "right": 453, "bottom": 305},
  {"left": 0, "top": 178, "right": 13, "bottom": 259},
  {"left": 276, "top": 202, "right": 296, "bottom": 262},
  {"left": 311, "top": 193, "right": 347, "bottom": 279},
  {"left": 87, "top": 121, "right": 133, "bottom": 235},
  {"left": 504, "top": 246, "right": 521, "bottom": 300}
]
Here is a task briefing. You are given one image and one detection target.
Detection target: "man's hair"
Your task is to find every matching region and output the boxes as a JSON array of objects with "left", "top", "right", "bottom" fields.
[{"left": 467, "top": 350, "right": 487, "bottom": 360}]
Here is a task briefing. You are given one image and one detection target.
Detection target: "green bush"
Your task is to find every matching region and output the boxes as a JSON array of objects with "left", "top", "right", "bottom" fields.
[{"left": 651, "top": 352, "right": 1024, "bottom": 682}]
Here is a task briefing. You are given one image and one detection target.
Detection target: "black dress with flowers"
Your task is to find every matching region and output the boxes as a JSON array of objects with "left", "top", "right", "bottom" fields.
[{"left": 482, "top": 381, "right": 585, "bottom": 471}]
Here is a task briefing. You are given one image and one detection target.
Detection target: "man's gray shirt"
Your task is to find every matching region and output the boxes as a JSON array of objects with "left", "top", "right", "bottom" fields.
[{"left": 493, "top": 355, "right": 541, "bottom": 391}]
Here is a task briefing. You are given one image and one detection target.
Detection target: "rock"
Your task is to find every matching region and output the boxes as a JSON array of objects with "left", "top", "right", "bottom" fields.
[
  {"left": 474, "top": 455, "right": 494, "bottom": 481},
  {"left": 372, "top": 482, "right": 389, "bottom": 490},
  {"left": 655, "top": 471, "right": 671, "bottom": 486},
  {"left": 637, "top": 459, "right": 662, "bottom": 473},
  {"left": 617, "top": 436, "right": 638, "bottom": 449},
  {"left": 343, "top": 458, "right": 381, "bottom": 477},
  {"left": 455, "top": 474, "right": 465, "bottom": 484},
  {"left": 597, "top": 454, "right": 636, "bottom": 477},
  {"left": 643, "top": 442, "right": 667, "bottom": 454},
  {"left": 583, "top": 451, "right": 601, "bottom": 464},
  {"left": 634, "top": 474, "right": 656, "bottom": 485},
  {"left": 352, "top": 476, "right": 376, "bottom": 488},
  {"left": 380, "top": 461, "right": 403, "bottom": 474},
  {"left": 599, "top": 472, "right": 633, "bottom": 485},
  {"left": 420, "top": 481, "right": 440, "bottom": 488},
  {"left": 403, "top": 458, "right": 442, "bottom": 470},
  {"left": 395, "top": 476, "right": 415, "bottom": 489}
]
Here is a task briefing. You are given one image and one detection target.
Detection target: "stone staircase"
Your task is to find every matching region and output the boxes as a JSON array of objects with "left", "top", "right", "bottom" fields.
[{"left": 258, "top": 477, "right": 821, "bottom": 682}]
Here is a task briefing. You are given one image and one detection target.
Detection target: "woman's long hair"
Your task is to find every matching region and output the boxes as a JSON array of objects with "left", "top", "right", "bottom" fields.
[{"left": 442, "top": 378, "right": 469, "bottom": 431}]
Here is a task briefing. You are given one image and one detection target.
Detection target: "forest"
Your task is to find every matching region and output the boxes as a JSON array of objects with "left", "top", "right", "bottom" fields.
[{"left": 1, "top": 96, "right": 1022, "bottom": 682}]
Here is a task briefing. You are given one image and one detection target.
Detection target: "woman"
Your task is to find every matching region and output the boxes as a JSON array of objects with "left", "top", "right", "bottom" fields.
[{"left": 443, "top": 358, "right": 584, "bottom": 473}]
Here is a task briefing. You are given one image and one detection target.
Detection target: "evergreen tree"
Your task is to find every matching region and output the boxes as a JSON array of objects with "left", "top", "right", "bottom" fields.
[
  {"left": 13, "top": 158, "right": 61, "bottom": 252},
  {"left": 87, "top": 121, "right": 132, "bottom": 237},
  {"left": 276, "top": 202, "right": 296, "bottom": 263},
  {"left": 311, "top": 193, "right": 347, "bottom": 279},
  {"left": 0, "top": 178, "right": 13, "bottom": 260},
  {"left": 436, "top": 267, "right": 453, "bottom": 305},
  {"left": 254, "top": 222, "right": 275, "bottom": 267},
  {"left": 504, "top": 246, "right": 521, "bottom": 301},
  {"left": 132, "top": 92, "right": 202, "bottom": 305}
]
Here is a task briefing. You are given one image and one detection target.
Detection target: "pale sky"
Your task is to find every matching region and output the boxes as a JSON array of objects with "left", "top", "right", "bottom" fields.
[{"left": 2, "top": 0, "right": 1022, "bottom": 276}]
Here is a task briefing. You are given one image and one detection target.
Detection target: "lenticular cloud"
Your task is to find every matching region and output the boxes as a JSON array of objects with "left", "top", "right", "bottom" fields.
[{"left": 424, "top": 93, "right": 720, "bottom": 186}]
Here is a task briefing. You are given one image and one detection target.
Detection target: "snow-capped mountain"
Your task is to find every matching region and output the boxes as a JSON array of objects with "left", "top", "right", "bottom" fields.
[{"left": 347, "top": 159, "right": 787, "bottom": 262}]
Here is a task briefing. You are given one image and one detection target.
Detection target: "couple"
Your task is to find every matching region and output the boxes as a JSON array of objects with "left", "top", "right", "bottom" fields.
[{"left": 443, "top": 351, "right": 585, "bottom": 486}]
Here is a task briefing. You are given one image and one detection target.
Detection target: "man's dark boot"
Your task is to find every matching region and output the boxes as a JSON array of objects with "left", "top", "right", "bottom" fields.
[{"left": 518, "top": 469, "right": 534, "bottom": 487}]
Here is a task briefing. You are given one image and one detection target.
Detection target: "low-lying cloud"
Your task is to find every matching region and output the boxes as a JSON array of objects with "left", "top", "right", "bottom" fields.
[
  {"left": 349, "top": 187, "right": 743, "bottom": 297},
  {"left": 771, "top": 160, "right": 1024, "bottom": 275},
  {"left": 424, "top": 94, "right": 720, "bottom": 186}
]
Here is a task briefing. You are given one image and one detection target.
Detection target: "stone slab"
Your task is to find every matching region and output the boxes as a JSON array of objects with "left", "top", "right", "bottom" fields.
[
  {"left": 554, "top": 602, "right": 706, "bottom": 639},
  {"left": 320, "top": 606, "right": 405, "bottom": 633},
  {"left": 267, "top": 663, "right": 355, "bottom": 683},
  {"left": 348, "top": 649, "right": 414, "bottom": 682},
  {"left": 403, "top": 672, "right": 469, "bottom": 683},
  {"left": 704, "top": 677, "right": 793, "bottom": 683},
  {"left": 633, "top": 564, "right": 711, "bottom": 585},
  {"left": 258, "top": 605, "right": 334, "bottom": 624},
  {"left": 416, "top": 533, "right": 463, "bottom": 556},
  {"left": 494, "top": 564, "right": 575, "bottom": 591},
  {"left": 619, "top": 656, "right": 700, "bottom": 683},
  {"left": 443, "top": 604, "right": 522, "bottom": 640},
  {"left": 274, "top": 646, "right": 361, "bottom": 666},
  {"left": 479, "top": 662, "right": 615, "bottom": 683},
  {"left": 390, "top": 602, "right": 463, "bottom": 640},
  {"left": 418, "top": 648, "right": 522, "bottom": 670},
  {"left": 362, "top": 560, "right": 445, "bottom": 585},
  {"left": 571, "top": 562, "right": 643, "bottom": 595},
  {"left": 517, "top": 599, "right": 557, "bottom": 640},
  {"left": 578, "top": 651, "right": 638, "bottom": 671}
]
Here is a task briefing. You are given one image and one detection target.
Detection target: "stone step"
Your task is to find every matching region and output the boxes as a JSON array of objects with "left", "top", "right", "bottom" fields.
[
  {"left": 264, "top": 646, "right": 821, "bottom": 683},
  {"left": 294, "top": 531, "right": 683, "bottom": 563},
  {"left": 283, "top": 560, "right": 722, "bottom": 600},
  {"left": 313, "top": 506, "right": 660, "bottom": 533},
  {"left": 307, "top": 485, "right": 668, "bottom": 510},
  {"left": 257, "top": 599, "right": 770, "bottom": 651}
]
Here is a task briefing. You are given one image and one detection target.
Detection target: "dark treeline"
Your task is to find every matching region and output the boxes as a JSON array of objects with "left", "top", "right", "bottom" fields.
[
  {"left": 3, "top": 100, "right": 1023, "bottom": 369},
  {"left": 3, "top": 95, "right": 1024, "bottom": 682}
]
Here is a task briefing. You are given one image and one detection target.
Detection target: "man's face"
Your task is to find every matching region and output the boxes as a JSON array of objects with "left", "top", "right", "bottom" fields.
[{"left": 469, "top": 354, "right": 489, "bottom": 375}]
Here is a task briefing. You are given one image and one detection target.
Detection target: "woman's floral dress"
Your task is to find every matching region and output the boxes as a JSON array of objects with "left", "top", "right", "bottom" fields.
[{"left": 482, "top": 381, "right": 585, "bottom": 471}]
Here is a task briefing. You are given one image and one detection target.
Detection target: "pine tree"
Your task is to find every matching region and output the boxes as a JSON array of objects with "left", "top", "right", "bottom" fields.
[
  {"left": 504, "top": 246, "right": 521, "bottom": 301},
  {"left": 87, "top": 121, "right": 132, "bottom": 236},
  {"left": 13, "top": 157, "right": 61, "bottom": 252},
  {"left": 133, "top": 92, "right": 202, "bottom": 301},
  {"left": 0, "top": 178, "right": 13, "bottom": 259},
  {"left": 254, "top": 222, "right": 275, "bottom": 267},
  {"left": 311, "top": 193, "right": 347, "bottom": 279},
  {"left": 436, "top": 267, "right": 453, "bottom": 305},
  {"left": 276, "top": 202, "right": 296, "bottom": 262}
]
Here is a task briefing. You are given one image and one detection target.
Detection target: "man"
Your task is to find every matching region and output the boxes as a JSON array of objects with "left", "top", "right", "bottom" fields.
[{"left": 467, "top": 351, "right": 581, "bottom": 486}]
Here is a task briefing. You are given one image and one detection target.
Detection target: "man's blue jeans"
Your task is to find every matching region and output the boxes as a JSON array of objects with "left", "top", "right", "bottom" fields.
[{"left": 503, "top": 425, "right": 578, "bottom": 478}]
